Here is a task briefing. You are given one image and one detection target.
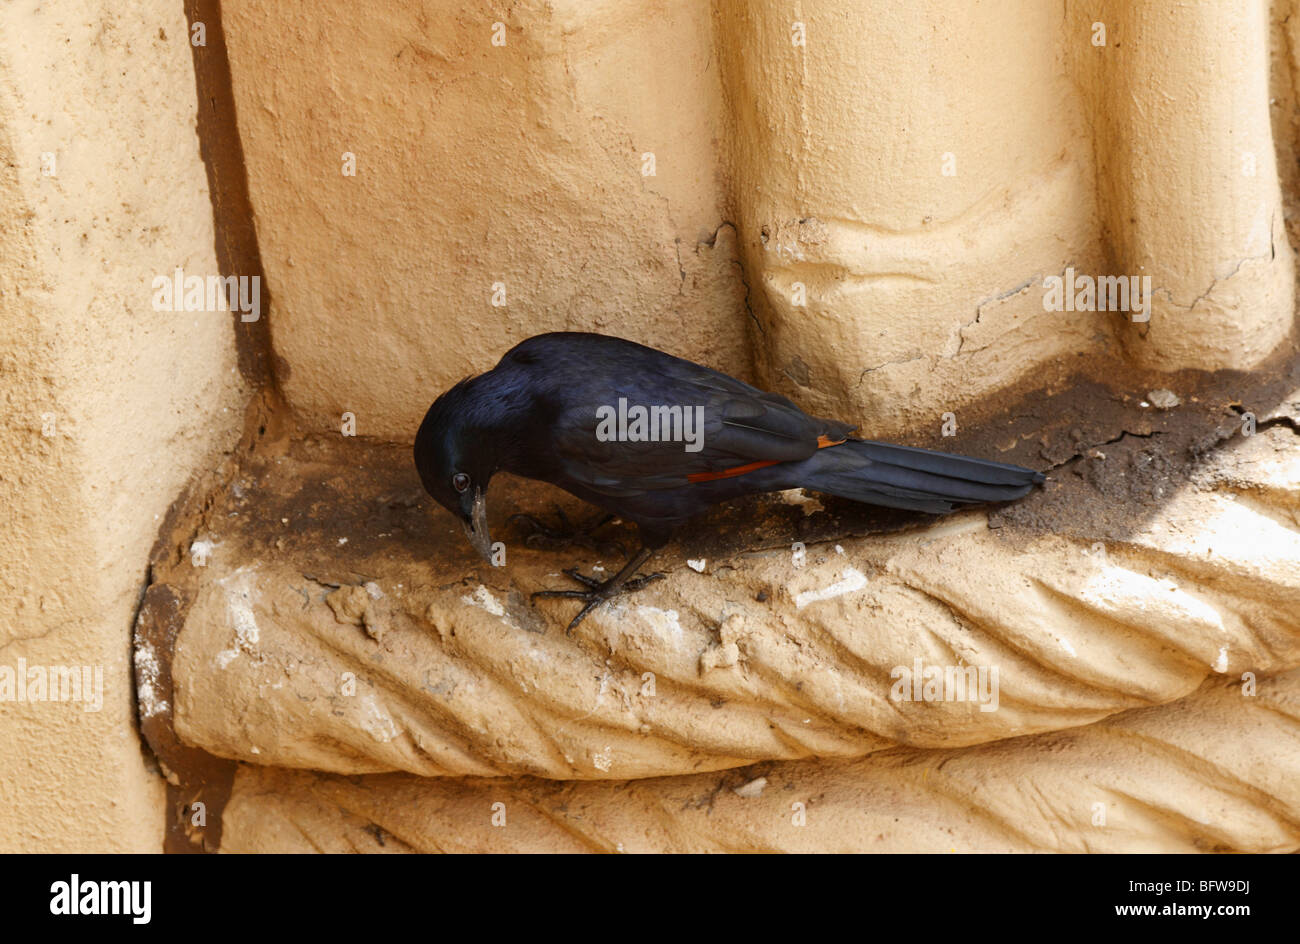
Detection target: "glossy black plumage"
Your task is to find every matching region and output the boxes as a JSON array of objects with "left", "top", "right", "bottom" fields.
[{"left": 414, "top": 332, "right": 1045, "bottom": 629}]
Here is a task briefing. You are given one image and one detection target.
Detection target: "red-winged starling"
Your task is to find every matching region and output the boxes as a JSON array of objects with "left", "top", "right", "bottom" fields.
[{"left": 415, "top": 332, "right": 1045, "bottom": 632}]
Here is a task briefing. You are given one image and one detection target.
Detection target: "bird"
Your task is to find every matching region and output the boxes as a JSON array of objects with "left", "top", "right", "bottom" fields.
[{"left": 414, "top": 331, "right": 1045, "bottom": 632}]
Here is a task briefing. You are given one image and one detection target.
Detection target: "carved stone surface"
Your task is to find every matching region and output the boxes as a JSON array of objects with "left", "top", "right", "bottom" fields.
[
  {"left": 134, "top": 0, "right": 1300, "bottom": 851},
  {"left": 157, "top": 374, "right": 1300, "bottom": 801},
  {"left": 218, "top": 668, "right": 1300, "bottom": 853}
]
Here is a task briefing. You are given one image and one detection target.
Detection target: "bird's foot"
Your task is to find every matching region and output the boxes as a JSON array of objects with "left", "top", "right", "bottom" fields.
[
  {"left": 531, "top": 567, "right": 665, "bottom": 635},
  {"left": 508, "top": 505, "right": 625, "bottom": 557}
]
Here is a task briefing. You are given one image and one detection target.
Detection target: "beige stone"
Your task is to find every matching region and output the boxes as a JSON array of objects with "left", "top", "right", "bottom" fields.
[
  {"left": 163, "top": 401, "right": 1300, "bottom": 783},
  {"left": 218, "top": 1, "right": 1294, "bottom": 444},
  {"left": 0, "top": 0, "right": 246, "bottom": 851},
  {"left": 722, "top": 0, "right": 1293, "bottom": 438},
  {"left": 219, "top": 667, "right": 1300, "bottom": 853},
  {"left": 5, "top": 0, "right": 1299, "bottom": 855},
  {"left": 221, "top": 0, "right": 746, "bottom": 441},
  {"left": 1077, "top": 0, "right": 1293, "bottom": 370}
]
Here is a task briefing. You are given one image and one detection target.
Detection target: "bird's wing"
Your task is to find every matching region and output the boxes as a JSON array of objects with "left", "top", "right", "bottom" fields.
[{"left": 546, "top": 354, "right": 852, "bottom": 497}]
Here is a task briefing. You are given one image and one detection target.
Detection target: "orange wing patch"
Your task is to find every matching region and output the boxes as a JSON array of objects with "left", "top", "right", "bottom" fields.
[{"left": 686, "top": 434, "right": 848, "bottom": 484}]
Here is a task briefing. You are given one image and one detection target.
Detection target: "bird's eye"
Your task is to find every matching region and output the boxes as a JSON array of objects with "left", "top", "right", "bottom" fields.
[{"left": 451, "top": 472, "right": 471, "bottom": 493}]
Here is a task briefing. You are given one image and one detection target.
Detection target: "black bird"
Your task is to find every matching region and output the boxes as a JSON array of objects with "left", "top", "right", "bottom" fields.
[{"left": 415, "top": 332, "right": 1044, "bottom": 632}]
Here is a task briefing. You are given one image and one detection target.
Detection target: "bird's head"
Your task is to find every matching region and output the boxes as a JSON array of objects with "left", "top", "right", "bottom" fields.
[{"left": 413, "top": 377, "right": 497, "bottom": 563}]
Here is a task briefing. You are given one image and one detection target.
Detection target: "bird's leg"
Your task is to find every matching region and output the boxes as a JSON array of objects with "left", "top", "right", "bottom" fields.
[
  {"left": 531, "top": 545, "right": 664, "bottom": 634},
  {"left": 508, "top": 504, "right": 625, "bottom": 556}
]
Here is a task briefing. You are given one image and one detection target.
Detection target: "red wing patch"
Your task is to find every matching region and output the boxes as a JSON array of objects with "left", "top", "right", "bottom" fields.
[{"left": 686, "top": 434, "right": 848, "bottom": 484}]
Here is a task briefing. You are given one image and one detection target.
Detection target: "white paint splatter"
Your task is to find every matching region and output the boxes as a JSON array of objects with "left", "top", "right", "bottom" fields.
[
  {"left": 636, "top": 606, "right": 684, "bottom": 643},
  {"left": 359, "top": 694, "right": 399, "bottom": 742},
  {"left": 795, "top": 567, "right": 867, "bottom": 609},
  {"left": 189, "top": 539, "right": 215, "bottom": 566},
  {"left": 134, "top": 640, "right": 169, "bottom": 719},
  {"left": 734, "top": 776, "right": 767, "bottom": 798},
  {"left": 216, "top": 569, "right": 260, "bottom": 668},
  {"left": 461, "top": 585, "right": 518, "bottom": 629},
  {"left": 463, "top": 586, "right": 503, "bottom": 616},
  {"left": 779, "top": 489, "right": 823, "bottom": 515}
]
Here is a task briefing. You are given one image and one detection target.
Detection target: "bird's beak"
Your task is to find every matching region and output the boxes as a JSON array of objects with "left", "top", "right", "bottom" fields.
[{"left": 462, "top": 488, "right": 493, "bottom": 563}]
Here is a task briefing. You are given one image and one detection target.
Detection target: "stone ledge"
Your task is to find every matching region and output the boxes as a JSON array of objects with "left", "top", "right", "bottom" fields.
[
  {"left": 217, "top": 667, "right": 1300, "bottom": 853},
  {"left": 139, "top": 368, "right": 1300, "bottom": 782}
]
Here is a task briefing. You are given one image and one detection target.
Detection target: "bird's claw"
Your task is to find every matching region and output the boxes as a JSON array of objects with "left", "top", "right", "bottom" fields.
[
  {"left": 508, "top": 506, "right": 624, "bottom": 556},
  {"left": 623, "top": 572, "right": 666, "bottom": 592},
  {"left": 559, "top": 566, "right": 603, "bottom": 589},
  {"left": 531, "top": 569, "right": 665, "bottom": 635}
]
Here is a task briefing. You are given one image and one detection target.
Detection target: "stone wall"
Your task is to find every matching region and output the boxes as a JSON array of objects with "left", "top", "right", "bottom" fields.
[
  {"left": 2, "top": 0, "right": 1297, "bottom": 853},
  {"left": 0, "top": 0, "right": 246, "bottom": 851}
]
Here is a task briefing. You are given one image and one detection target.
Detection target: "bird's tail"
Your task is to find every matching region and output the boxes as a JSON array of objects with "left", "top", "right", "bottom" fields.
[{"left": 798, "top": 439, "right": 1045, "bottom": 514}]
